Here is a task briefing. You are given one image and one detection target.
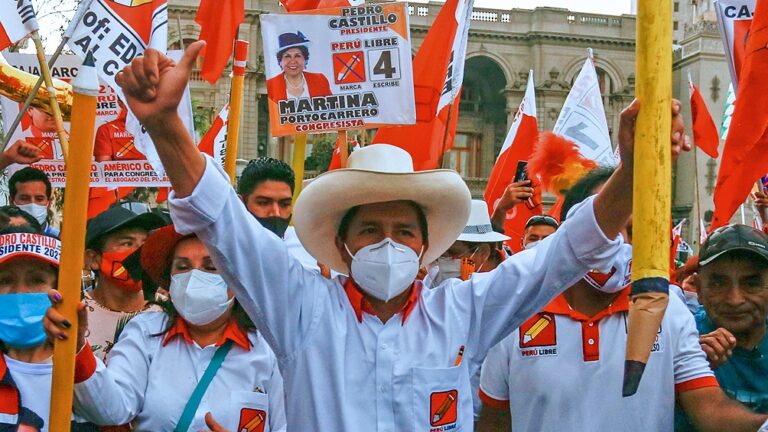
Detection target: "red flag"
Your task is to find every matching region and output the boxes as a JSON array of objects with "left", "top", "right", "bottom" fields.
[
  {"left": 670, "top": 219, "right": 686, "bottom": 270},
  {"left": 328, "top": 136, "right": 360, "bottom": 171},
  {"left": 280, "top": 0, "right": 361, "bottom": 12},
  {"left": 196, "top": 0, "right": 244, "bottom": 84},
  {"left": 372, "top": 0, "right": 472, "bottom": 170},
  {"left": 688, "top": 76, "right": 720, "bottom": 158},
  {"left": 547, "top": 196, "right": 565, "bottom": 222},
  {"left": 711, "top": 0, "right": 768, "bottom": 228},
  {"left": 483, "top": 71, "right": 541, "bottom": 252},
  {"left": 87, "top": 187, "right": 135, "bottom": 219}
]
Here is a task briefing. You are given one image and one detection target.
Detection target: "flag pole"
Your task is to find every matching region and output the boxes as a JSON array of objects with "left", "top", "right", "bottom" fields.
[
  {"left": 224, "top": 40, "right": 249, "bottom": 184},
  {"left": 438, "top": 102, "right": 455, "bottom": 168},
  {"left": 338, "top": 130, "right": 348, "bottom": 168},
  {"left": 291, "top": 134, "right": 308, "bottom": 201},
  {"left": 0, "top": 0, "right": 94, "bottom": 155},
  {"left": 30, "top": 31, "right": 70, "bottom": 160},
  {"left": 623, "top": 0, "right": 672, "bottom": 397},
  {"left": 48, "top": 52, "right": 98, "bottom": 432}
]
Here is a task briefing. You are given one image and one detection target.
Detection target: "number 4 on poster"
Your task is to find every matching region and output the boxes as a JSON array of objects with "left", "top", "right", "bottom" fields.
[{"left": 368, "top": 48, "right": 401, "bottom": 81}]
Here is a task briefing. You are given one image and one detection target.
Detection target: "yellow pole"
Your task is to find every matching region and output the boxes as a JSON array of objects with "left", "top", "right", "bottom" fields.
[
  {"left": 623, "top": 0, "right": 672, "bottom": 397},
  {"left": 48, "top": 52, "right": 98, "bottom": 432},
  {"left": 31, "top": 31, "right": 70, "bottom": 160},
  {"left": 224, "top": 40, "right": 249, "bottom": 184},
  {"left": 291, "top": 134, "right": 308, "bottom": 202}
]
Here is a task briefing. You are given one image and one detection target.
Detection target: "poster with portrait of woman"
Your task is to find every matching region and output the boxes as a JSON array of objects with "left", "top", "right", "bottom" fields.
[{"left": 261, "top": 2, "right": 416, "bottom": 136}]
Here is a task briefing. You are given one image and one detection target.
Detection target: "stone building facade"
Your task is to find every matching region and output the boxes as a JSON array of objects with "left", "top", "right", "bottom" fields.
[{"left": 168, "top": 0, "right": 733, "bottom": 245}]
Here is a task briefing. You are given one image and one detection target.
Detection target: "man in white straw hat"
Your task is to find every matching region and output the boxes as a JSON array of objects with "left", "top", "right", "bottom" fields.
[
  {"left": 429, "top": 199, "right": 511, "bottom": 286},
  {"left": 102, "top": 43, "right": 690, "bottom": 431}
]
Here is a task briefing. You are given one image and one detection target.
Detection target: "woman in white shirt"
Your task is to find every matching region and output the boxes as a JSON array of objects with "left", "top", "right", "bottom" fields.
[{"left": 45, "top": 225, "right": 286, "bottom": 432}]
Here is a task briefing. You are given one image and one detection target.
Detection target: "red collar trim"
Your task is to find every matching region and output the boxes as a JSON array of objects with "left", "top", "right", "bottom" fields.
[
  {"left": 543, "top": 286, "right": 631, "bottom": 323},
  {"left": 343, "top": 278, "right": 421, "bottom": 324},
  {"left": 162, "top": 318, "right": 251, "bottom": 351}
]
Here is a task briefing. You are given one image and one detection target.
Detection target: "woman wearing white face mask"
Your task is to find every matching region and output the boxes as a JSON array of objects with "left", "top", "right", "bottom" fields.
[{"left": 44, "top": 225, "right": 286, "bottom": 432}]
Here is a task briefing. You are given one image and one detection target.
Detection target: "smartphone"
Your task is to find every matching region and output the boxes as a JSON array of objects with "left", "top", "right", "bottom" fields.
[
  {"left": 514, "top": 160, "right": 528, "bottom": 183},
  {"left": 513, "top": 160, "right": 535, "bottom": 209}
]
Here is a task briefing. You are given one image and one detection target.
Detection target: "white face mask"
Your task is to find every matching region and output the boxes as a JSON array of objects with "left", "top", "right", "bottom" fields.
[
  {"left": 434, "top": 256, "right": 462, "bottom": 285},
  {"left": 583, "top": 243, "right": 633, "bottom": 294},
  {"left": 170, "top": 269, "right": 234, "bottom": 326},
  {"left": 523, "top": 240, "right": 540, "bottom": 250},
  {"left": 346, "top": 238, "right": 422, "bottom": 302},
  {"left": 17, "top": 203, "right": 48, "bottom": 224}
]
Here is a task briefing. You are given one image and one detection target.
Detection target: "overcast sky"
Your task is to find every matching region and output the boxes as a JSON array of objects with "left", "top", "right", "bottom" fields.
[{"left": 472, "top": 0, "right": 632, "bottom": 15}]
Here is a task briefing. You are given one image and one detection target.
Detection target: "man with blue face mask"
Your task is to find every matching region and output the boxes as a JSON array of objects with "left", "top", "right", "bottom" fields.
[{"left": 77, "top": 44, "right": 690, "bottom": 431}]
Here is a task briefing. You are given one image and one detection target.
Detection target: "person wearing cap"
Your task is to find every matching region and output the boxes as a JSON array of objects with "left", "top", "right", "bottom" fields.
[
  {"left": 9, "top": 167, "right": 59, "bottom": 238},
  {"left": 429, "top": 199, "right": 510, "bottom": 286},
  {"left": 692, "top": 225, "right": 768, "bottom": 414},
  {"left": 521, "top": 214, "right": 559, "bottom": 250},
  {"left": 83, "top": 205, "right": 165, "bottom": 360},
  {"left": 45, "top": 225, "right": 286, "bottom": 431},
  {"left": 93, "top": 44, "right": 689, "bottom": 431},
  {"left": 266, "top": 31, "right": 332, "bottom": 102},
  {"left": 0, "top": 205, "right": 43, "bottom": 232},
  {"left": 0, "top": 228, "right": 94, "bottom": 431},
  {"left": 477, "top": 171, "right": 768, "bottom": 432}
]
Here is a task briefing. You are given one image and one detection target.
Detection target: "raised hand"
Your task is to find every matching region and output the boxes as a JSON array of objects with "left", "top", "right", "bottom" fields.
[
  {"left": 617, "top": 99, "right": 691, "bottom": 167},
  {"left": 496, "top": 180, "right": 534, "bottom": 213},
  {"left": 0, "top": 141, "right": 43, "bottom": 169},
  {"left": 115, "top": 41, "right": 205, "bottom": 131},
  {"left": 43, "top": 289, "right": 88, "bottom": 352}
]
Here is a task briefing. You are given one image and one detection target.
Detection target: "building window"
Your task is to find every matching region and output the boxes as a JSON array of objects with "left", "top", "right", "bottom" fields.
[
  {"left": 674, "top": 1, "right": 679, "bottom": 12},
  {"left": 673, "top": 21, "right": 679, "bottom": 31},
  {"left": 446, "top": 133, "right": 481, "bottom": 177}
]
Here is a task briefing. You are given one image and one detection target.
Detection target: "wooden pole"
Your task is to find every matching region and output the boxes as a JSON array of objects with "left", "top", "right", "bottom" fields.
[
  {"left": 224, "top": 40, "right": 249, "bottom": 184},
  {"left": 48, "top": 52, "right": 98, "bottom": 432},
  {"left": 31, "top": 31, "right": 70, "bottom": 160},
  {"left": 291, "top": 134, "right": 308, "bottom": 202},
  {"left": 623, "top": 0, "right": 672, "bottom": 397},
  {"left": 338, "top": 130, "right": 348, "bottom": 168}
]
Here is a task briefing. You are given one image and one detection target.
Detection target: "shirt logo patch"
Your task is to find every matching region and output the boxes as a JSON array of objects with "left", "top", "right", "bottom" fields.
[
  {"left": 238, "top": 408, "right": 266, "bottom": 432},
  {"left": 430, "top": 390, "right": 458, "bottom": 429},
  {"left": 519, "top": 313, "right": 558, "bottom": 357},
  {"left": 584, "top": 267, "right": 617, "bottom": 289}
]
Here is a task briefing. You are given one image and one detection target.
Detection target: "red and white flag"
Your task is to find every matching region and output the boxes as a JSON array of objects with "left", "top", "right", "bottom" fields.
[
  {"left": 0, "top": 0, "right": 38, "bottom": 50},
  {"left": 328, "top": 135, "right": 360, "bottom": 171},
  {"left": 372, "top": 0, "right": 473, "bottom": 170},
  {"left": 483, "top": 71, "right": 541, "bottom": 252},
  {"left": 197, "top": 104, "right": 230, "bottom": 167},
  {"left": 280, "top": 0, "right": 363, "bottom": 12},
  {"left": 714, "top": 0, "right": 755, "bottom": 88},
  {"left": 553, "top": 51, "right": 615, "bottom": 167},
  {"left": 671, "top": 219, "right": 686, "bottom": 269},
  {"left": 712, "top": 0, "right": 768, "bottom": 228},
  {"left": 688, "top": 74, "right": 720, "bottom": 158}
]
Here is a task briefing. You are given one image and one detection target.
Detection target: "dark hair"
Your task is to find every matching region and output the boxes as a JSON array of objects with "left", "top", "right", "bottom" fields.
[
  {"left": 337, "top": 200, "right": 429, "bottom": 243},
  {"left": 0, "top": 224, "right": 43, "bottom": 235},
  {"left": 0, "top": 206, "right": 42, "bottom": 232},
  {"left": 276, "top": 46, "right": 309, "bottom": 65},
  {"left": 560, "top": 167, "right": 615, "bottom": 222},
  {"left": 237, "top": 157, "right": 296, "bottom": 197},
  {"left": 9, "top": 167, "right": 52, "bottom": 199}
]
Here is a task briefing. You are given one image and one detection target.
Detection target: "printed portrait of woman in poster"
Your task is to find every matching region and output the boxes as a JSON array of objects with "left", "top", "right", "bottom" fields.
[{"left": 266, "top": 31, "right": 333, "bottom": 102}]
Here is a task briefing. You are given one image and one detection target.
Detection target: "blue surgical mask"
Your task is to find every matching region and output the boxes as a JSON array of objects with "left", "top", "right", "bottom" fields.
[{"left": 0, "top": 293, "right": 50, "bottom": 349}]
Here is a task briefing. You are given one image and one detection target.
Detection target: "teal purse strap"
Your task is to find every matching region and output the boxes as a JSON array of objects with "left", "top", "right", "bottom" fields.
[{"left": 174, "top": 340, "right": 233, "bottom": 432}]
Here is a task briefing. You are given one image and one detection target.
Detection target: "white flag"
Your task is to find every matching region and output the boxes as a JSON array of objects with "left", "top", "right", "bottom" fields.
[
  {"left": 0, "top": 0, "right": 39, "bottom": 50},
  {"left": 553, "top": 52, "right": 614, "bottom": 167},
  {"left": 714, "top": 0, "right": 755, "bottom": 90},
  {"left": 437, "top": 0, "right": 474, "bottom": 112}
]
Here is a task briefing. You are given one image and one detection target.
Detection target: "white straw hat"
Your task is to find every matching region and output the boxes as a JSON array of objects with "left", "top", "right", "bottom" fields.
[
  {"left": 457, "top": 200, "right": 510, "bottom": 243},
  {"left": 293, "top": 144, "right": 472, "bottom": 273}
]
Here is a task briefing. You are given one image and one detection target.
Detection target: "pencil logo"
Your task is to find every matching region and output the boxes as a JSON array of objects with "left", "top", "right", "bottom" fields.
[
  {"left": 430, "top": 390, "right": 458, "bottom": 427},
  {"left": 237, "top": 408, "right": 266, "bottom": 432},
  {"left": 519, "top": 313, "right": 557, "bottom": 349}
]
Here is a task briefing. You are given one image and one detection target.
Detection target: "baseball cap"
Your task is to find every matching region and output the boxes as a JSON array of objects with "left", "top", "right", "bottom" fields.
[
  {"left": 699, "top": 224, "right": 768, "bottom": 267},
  {"left": 525, "top": 214, "right": 559, "bottom": 230},
  {"left": 0, "top": 232, "right": 61, "bottom": 267},
  {"left": 86, "top": 205, "right": 166, "bottom": 250}
]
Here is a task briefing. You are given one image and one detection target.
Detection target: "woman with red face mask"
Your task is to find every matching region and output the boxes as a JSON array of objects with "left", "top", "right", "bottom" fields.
[{"left": 83, "top": 205, "right": 166, "bottom": 361}]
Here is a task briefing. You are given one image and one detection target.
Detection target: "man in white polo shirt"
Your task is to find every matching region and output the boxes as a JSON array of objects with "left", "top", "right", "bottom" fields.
[
  {"left": 109, "top": 43, "right": 684, "bottom": 431},
  {"left": 477, "top": 172, "right": 768, "bottom": 432}
]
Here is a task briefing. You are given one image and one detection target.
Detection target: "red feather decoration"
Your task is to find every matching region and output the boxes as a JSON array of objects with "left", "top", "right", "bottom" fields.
[{"left": 528, "top": 132, "right": 597, "bottom": 196}]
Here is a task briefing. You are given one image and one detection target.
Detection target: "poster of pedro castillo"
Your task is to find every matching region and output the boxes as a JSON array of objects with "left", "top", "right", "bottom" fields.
[{"left": 261, "top": 2, "right": 416, "bottom": 136}]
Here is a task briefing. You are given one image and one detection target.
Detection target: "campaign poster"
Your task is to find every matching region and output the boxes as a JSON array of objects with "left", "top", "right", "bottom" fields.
[
  {"left": 261, "top": 2, "right": 416, "bottom": 136},
  {"left": 714, "top": 0, "right": 755, "bottom": 90},
  {"left": 0, "top": 52, "right": 194, "bottom": 187}
]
